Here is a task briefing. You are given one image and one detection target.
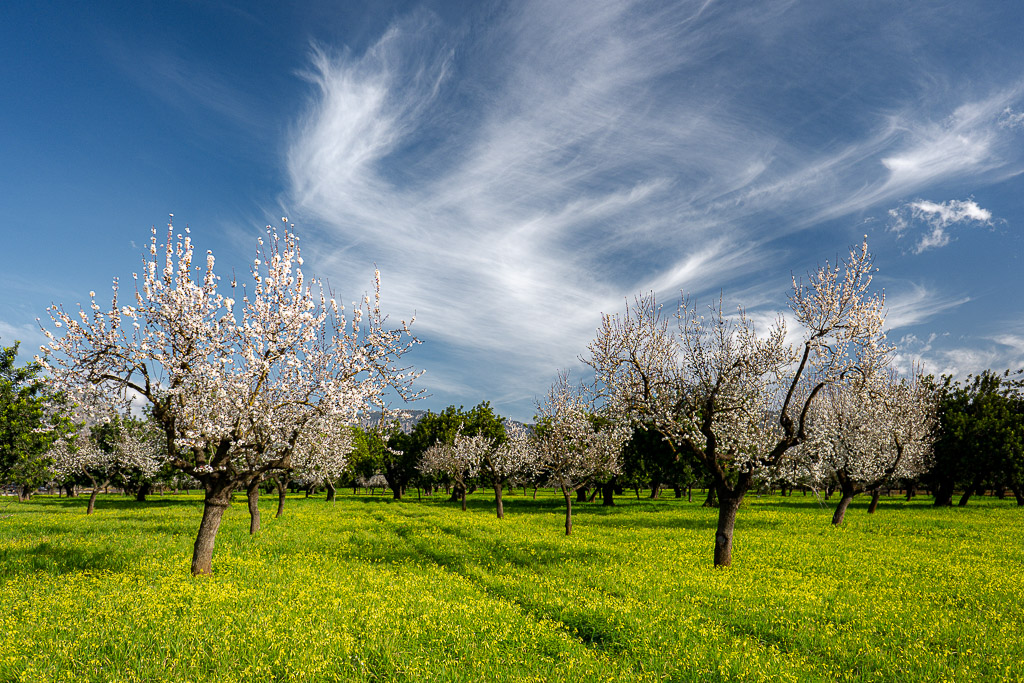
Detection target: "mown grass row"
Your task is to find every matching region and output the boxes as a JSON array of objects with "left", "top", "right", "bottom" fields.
[{"left": 1, "top": 490, "right": 1022, "bottom": 682}]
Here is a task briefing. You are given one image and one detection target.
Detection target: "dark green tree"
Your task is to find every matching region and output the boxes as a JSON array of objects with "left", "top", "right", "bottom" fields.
[
  {"left": 1, "top": 341, "right": 70, "bottom": 500},
  {"left": 928, "top": 370, "right": 1024, "bottom": 506}
]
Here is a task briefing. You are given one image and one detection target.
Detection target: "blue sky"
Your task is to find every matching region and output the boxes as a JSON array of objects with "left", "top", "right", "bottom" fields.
[{"left": 2, "top": 0, "right": 1023, "bottom": 422}]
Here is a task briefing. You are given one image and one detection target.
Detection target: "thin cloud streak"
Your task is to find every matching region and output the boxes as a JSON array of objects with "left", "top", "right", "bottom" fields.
[{"left": 284, "top": 0, "right": 1024, "bottom": 417}]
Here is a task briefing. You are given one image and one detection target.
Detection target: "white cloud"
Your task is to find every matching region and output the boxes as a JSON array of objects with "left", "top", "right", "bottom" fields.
[
  {"left": 884, "top": 283, "right": 970, "bottom": 330},
  {"left": 887, "top": 198, "right": 993, "bottom": 253},
  {"left": 999, "top": 107, "right": 1024, "bottom": 130},
  {"left": 282, "top": 2, "right": 1024, "bottom": 418}
]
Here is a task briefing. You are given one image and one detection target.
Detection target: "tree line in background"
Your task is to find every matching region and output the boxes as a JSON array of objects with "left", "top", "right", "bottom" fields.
[{"left": 2, "top": 225, "right": 1022, "bottom": 574}]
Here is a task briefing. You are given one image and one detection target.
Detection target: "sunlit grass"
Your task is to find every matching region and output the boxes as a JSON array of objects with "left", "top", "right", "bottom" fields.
[{"left": 1, "top": 489, "right": 1021, "bottom": 681}]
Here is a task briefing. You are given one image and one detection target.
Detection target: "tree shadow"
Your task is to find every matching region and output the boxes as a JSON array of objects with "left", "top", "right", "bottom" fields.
[{"left": 0, "top": 540, "right": 129, "bottom": 578}]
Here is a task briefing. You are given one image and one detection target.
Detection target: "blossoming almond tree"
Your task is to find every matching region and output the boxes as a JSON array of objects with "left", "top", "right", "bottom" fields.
[
  {"left": 586, "top": 239, "right": 888, "bottom": 566},
  {"left": 49, "top": 420, "right": 161, "bottom": 515},
  {"left": 799, "top": 368, "right": 938, "bottom": 525},
  {"left": 40, "top": 220, "right": 421, "bottom": 574},
  {"left": 531, "top": 374, "right": 630, "bottom": 535},
  {"left": 419, "top": 430, "right": 481, "bottom": 512}
]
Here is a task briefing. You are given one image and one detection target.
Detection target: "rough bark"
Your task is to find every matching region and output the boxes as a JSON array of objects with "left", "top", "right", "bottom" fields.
[
  {"left": 713, "top": 490, "right": 743, "bottom": 567},
  {"left": 493, "top": 482, "right": 504, "bottom": 519},
  {"left": 246, "top": 478, "right": 261, "bottom": 535},
  {"left": 576, "top": 487, "right": 588, "bottom": 504},
  {"left": 191, "top": 482, "right": 233, "bottom": 575},
  {"left": 461, "top": 486, "right": 467, "bottom": 511},
  {"left": 325, "top": 481, "right": 336, "bottom": 502},
  {"left": 18, "top": 485, "right": 32, "bottom": 502},
  {"left": 135, "top": 482, "right": 151, "bottom": 502},
  {"left": 87, "top": 488, "right": 100, "bottom": 515}
]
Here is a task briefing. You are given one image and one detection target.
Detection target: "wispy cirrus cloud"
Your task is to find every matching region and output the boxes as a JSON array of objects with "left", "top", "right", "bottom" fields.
[{"left": 283, "top": 0, "right": 1024, "bottom": 417}]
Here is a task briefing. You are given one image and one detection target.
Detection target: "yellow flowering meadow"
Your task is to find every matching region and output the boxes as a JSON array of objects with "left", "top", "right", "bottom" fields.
[{"left": 1, "top": 491, "right": 1022, "bottom": 681}]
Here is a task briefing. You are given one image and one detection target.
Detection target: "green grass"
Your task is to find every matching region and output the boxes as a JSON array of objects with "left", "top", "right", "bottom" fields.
[{"left": 1, "top": 489, "right": 1022, "bottom": 682}]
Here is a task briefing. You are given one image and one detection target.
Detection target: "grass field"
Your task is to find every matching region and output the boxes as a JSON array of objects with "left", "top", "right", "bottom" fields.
[{"left": 1, "top": 489, "right": 1022, "bottom": 682}]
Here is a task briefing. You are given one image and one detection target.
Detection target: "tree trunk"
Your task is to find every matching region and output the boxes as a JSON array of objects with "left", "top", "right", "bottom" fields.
[
  {"left": 563, "top": 487, "right": 573, "bottom": 536},
  {"left": 702, "top": 487, "right": 718, "bottom": 508},
  {"left": 933, "top": 479, "right": 955, "bottom": 506},
  {"left": 1008, "top": 482, "right": 1024, "bottom": 507},
  {"left": 634, "top": 486, "right": 641, "bottom": 500},
  {"left": 576, "top": 487, "right": 588, "bottom": 503},
  {"left": 494, "top": 482, "right": 504, "bottom": 519},
  {"left": 831, "top": 491, "right": 855, "bottom": 526},
  {"left": 650, "top": 483, "right": 661, "bottom": 499},
  {"left": 461, "top": 486, "right": 467, "bottom": 511},
  {"left": 64, "top": 483, "right": 76, "bottom": 497},
  {"left": 867, "top": 488, "right": 881, "bottom": 514},
  {"left": 959, "top": 474, "right": 984, "bottom": 507},
  {"left": 673, "top": 485, "right": 682, "bottom": 499},
  {"left": 325, "top": 481, "right": 336, "bottom": 502},
  {"left": 87, "top": 487, "right": 100, "bottom": 515},
  {"left": 135, "top": 482, "right": 151, "bottom": 502},
  {"left": 533, "top": 485, "right": 538, "bottom": 500},
  {"left": 191, "top": 481, "right": 234, "bottom": 576},
  {"left": 275, "top": 477, "right": 286, "bottom": 518},
  {"left": 246, "top": 478, "right": 261, "bottom": 535},
  {"left": 18, "top": 485, "right": 32, "bottom": 502},
  {"left": 601, "top": 480, "right": 615, "bottom": 507},
  {"left": 713, "top": 490, "right": 743, "bottom": 567},
  {"left": 687, "top": 485, "right": 692, "bottom": 502}
]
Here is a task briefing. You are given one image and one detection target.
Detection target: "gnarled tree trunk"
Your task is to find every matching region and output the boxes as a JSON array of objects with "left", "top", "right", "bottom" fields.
[
  {"left": 135, "top": 482, "right": 152, "bottom": 502},
  {"left": 713, "top": 488, "right": 744, "bottom": 567},
  {"left": 702, "top": 487, "right": 718, "bottom": 508},
  {"left": 191, "top": 480, "right": 234, "bottom": 575},
  {"left": 325, "top": 481, "right": 336, "bottom": 502},
  {"left": 87, "top": 487, "right": 100, "bottom": 515}
]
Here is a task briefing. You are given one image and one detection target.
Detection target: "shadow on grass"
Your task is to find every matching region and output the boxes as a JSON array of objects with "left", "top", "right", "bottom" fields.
[{"left": 0, "top": 540, "right": 129, "bottom": 578}]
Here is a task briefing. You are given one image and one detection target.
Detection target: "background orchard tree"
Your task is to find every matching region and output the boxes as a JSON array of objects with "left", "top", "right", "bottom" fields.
[
  {"left": 532, "top": 374, "right": 629, "bottom": 535},
  {"left": 927, "top": 370, "right": 1024, "bottom": 506},
  {"left": 393, "top": 403, "right": 507, "bottom": 502},
  {"left": 799, "top": 368, "right": 938, "bottom": 525},
  {"left": 1, "top": 340, "right": 71, "bottom": 501},
  {"left": 587, "top": 239, "right": 889, "bottom": 566},
  {"left": 40, "top": 220, "right": 421, "bottom": 574},
  {"left": 419, "top": 430, "right": 481, "bottom": 511},
  {"left": 477, "top": 422, "right": 534, "bottom": 518},
  {"left": 49, "top": 416, "right": 161, "bottom": 515}
]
